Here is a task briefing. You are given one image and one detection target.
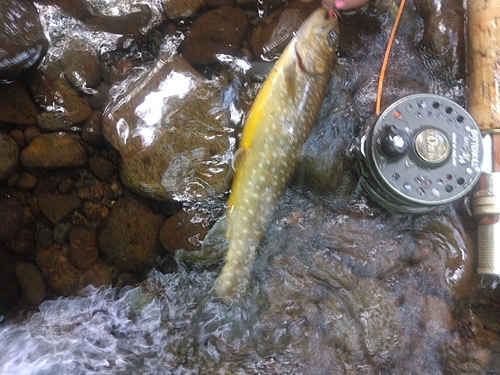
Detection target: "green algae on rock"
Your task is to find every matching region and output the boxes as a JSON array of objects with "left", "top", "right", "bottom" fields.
[{"left": 102, "top": 54, "right": 236, "bottom": 202}]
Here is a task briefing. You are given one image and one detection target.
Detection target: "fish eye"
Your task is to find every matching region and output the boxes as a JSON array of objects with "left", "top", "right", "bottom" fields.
[{"left": 326, "top": 30, "right": 338, "bottom": 47}]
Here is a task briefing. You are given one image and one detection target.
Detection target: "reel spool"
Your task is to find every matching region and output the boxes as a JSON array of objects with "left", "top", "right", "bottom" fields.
[{"left": 356, "top": 93, "right": 483, "bottom": 214}]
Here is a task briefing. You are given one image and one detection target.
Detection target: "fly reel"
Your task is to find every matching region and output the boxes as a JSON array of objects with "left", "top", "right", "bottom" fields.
[{"left": 356, "top": 93, "right": 483, "bottom": 214}]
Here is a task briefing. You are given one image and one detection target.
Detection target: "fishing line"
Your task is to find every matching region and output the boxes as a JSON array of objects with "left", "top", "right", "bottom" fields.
[{"left": 375, "top": 0, "right": 406, "bottom": 116}]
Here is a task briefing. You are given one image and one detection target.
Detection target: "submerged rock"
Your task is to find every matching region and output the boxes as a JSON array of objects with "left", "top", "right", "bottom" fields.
[
  {"left": 102, "top": 54, "right": 235, "bottom": 202},
  {"left": 0, "top": 133, "right": 19, "bottom": 181},
  {"left": 0, "top": 81, "right": 38, "bottom": 127},
  {"left": 0, "top": 0, "right": 48, "bottom": 79},
  {"left": 98, "top": 195, "right": 164, "bottom": 271},
  {"left": 181, "top": 7, "right": 249, "bottom": 65},
  {"left": 21, "top": 132, "right": 88, "bottom": 169}
]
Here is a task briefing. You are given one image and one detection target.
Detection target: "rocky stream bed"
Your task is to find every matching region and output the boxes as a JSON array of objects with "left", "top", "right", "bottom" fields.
[{"left": 0, "top": 0, "right": 499, "bottom": 373}]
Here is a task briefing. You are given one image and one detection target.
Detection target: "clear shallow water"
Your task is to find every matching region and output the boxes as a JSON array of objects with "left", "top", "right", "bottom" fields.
[{"left": 0, "top": 192, "right": 499, "bottom": 374}]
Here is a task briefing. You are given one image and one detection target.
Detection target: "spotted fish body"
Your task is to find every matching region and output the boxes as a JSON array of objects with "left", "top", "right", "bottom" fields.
[{"left": 213, "top": 8, "right": 339, "bottom": 297}]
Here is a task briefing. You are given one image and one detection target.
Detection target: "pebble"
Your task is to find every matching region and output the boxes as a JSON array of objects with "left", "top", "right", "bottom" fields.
[
  {"left": 53, "top": 221, "right": 72, "bottom": 244},
  {"left": 159, "top": 209, "right": 211, "bottom": 253},
  {"left": 0, "top": 0, "right": 48, "bottom": 79},
  {"left": 68, "top": 226, "right": 99, "bottom": 270},
  {"left": 37, "top": 193, "right": 82, "bottom": 225},
  {"left": 0, "top": 133, "right": 19, "bottom": 181},
  {"left": 81, "top": 110, "right": 105, "bottom": 147},
  {"left": 15, "top": 262, "right": 46, "bottom": 305},
  {"left": 16, "top": 172, "right": 37, "bottom": 190},
  {"left": 98, "top": 195, "right": 164, "bottom": 271},
  {"left": 36, "top": 112, "right": 69, "bottom": 132},
  {"left": 21, "top": 132, "right": 88, "bottom": 169},
  {"left": 181, "top": 6, "right": 249, "bottom": 65},
  {"left": 0, "top": 81, "right": 38, "bottom": 127}
]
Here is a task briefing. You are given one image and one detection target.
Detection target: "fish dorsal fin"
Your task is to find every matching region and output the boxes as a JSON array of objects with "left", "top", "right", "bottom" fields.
[{"left": 231, "top": 147, "right": 247, "bottom": 172}]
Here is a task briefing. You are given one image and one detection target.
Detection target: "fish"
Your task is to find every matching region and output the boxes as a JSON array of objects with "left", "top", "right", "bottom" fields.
[{"left": 212, "top": 7, "right": 339, "bottom": 298}]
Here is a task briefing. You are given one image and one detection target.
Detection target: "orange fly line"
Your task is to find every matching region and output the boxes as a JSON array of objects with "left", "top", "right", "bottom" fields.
[{"left": 375, "top": 0, "right": 406, "bottom": 116}]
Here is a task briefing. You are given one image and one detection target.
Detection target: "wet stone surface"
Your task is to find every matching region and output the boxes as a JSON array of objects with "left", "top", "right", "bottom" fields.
[{"left": 0, "top": 0, "right": 498, "bottom": 373}]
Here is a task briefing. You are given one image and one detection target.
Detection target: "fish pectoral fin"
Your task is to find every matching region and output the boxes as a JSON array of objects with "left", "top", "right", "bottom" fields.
[
  {"left": 178, "top": 215, "right": 230, "bottom": 264},
  {"left": 231, "top": 147, "right": 247, "bottom": 172}
]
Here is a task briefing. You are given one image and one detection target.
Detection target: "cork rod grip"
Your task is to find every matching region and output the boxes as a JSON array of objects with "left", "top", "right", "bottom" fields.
[{"left": 468, "top": 0, "right": 500, "bottom": 131}]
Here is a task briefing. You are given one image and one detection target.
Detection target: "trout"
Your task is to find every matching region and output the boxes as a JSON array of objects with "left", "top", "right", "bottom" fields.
[{"left": 213, "top": 8, "right": 339, "bottom": 297}]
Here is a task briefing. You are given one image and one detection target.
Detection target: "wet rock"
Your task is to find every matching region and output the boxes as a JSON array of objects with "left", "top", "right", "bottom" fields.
[
  {"left": 85, "top": 4, "right": 153, "bottom": 41},
  {"left": 250, "top": 0, "right": 318, "bottom": 61},
  {"left": 5, "top": 227, "right": 36, "bottom": 256},
  {"left": 84, "top": 82, "right": 110, "bottom": 111},
  {"left": 102, "top": 54, "right": 235, "bottom": 202},
  {"left": 0, "top": 133, "right": 19, "bottom": 181},
  {"left": 61, "top": 39, "right": 102, "bottom": 92},
  {"left": 81, "top": 201, "right": 109, "bottom": 227},
  {"left": 415, "top": 0, "right": 465, "bottom": 83},
  {"left": 21, "top": 132, "right": 88, "bottom": 169},
  {"left": 35, "top": 221, "right": 54, "bottom": 250},
  {"left": 0, "top": 0, "right": 48, "bottom": 79},
  {"left": 98, "top": 195, "right": 164, "bottom": 271},
  {"left": 16, "top": 172, "right": 37, "bottom": 191},
  {"left": 15, "top": 262, "right": 46, "bottom": 305},
  {"left": 163, "top": 0, "right": 206, "bottom": 19},
  {"left": 35, "top": 244, "right": 79, "bottom": 296},
  {"left": 36, "top": 243, "right": 117, "bottom": 296},
  {"left": 181, "top": 7, "right": 249, "bottom": 65},
  {"left": 30, "top": 64, "right": 93, "bottom": 124},
  {"left": 0, "top": 249, "right": 21, "bottom": 314},
  {"left": 159, "top": 209, "right": 211, "bottom": 253},
  {"left": 37, "top": 193, "right": 82, "bottom": 225},
  {"left": 9, "top": 129, "right": 25, "bottom": 148},
  {"left": 0, "top": 81, "right": 38, "bottom": 127},
  {"left": 35, "top": 0, "right": 91, "bottom": 20},
  {"left": 36, "top": 112, "right": 69, "bottom": 132},
  {"left": 53, "top": 221, "right": 72, "bottom": 244},
  {"left": 89, "top": 156, "right": 116, "bottom": 181},
  {"left": 23, "top": 126, "right": 41, "bottom": 145},
  {"left": 68, "top": 226, "right": 99, "bottom": 270},
  {"left": 0, "top": 196, "right": 24, "bottom": 241}
]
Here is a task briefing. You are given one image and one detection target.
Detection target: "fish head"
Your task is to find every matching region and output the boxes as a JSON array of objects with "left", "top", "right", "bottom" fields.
[{"left": 294, "top": 8, "right": 339, "bottom": 76}]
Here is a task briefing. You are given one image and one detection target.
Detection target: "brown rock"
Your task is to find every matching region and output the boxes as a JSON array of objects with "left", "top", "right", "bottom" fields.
[
  {"left": 36, "top": 243, "right": 80, "bottom": 296},
  {"left": 62, "top": 39, "right": 102, "bottom": 91},
  {"left": 17, "top": 172, "right": 37, "bottom": 190},
  {"left": 0, "top": 0, "right": 48, "bottom": 79},
  {"left": 0, "top": 196, "right": 24, "bottom": 241},
  {"left": 160, "top": 209, "right": 211, "bottom": 253},
  {"left": 89, "top": 156, "right": 115, "bottom": 181},
  {"left": 68, "top": 226, "right": 99, "bottom": 270},
  {"left": 102, "top": 55, "right": 234, "bottom": 202},
  {"left": 30, "top": 64, "right": 93, "bottom": 124},
  {"left": 163, "top": 0, "right": 206, "bottom": 19},
  {"left": 250, "top": 0, "right": 318, "bottom": 61},
  {"left": 81, "top": 201, "right": 109, "bottom": 227},
  {"left": 0, "top": 81, "right": 38, "bottom": 126},
  {"left": 24, "top": 126, "right": 42, "bottom": 145},
  {"left": 37, "top": 193, "right": 82, "bottom": 225},
  {"left": 21, "top": 132, "right": 88, "bottom": 169},
  {"left": 6, "top": 227, "right": 36, "bottom": 256},
  {"left": 181, "top": 7, "right": 249, "bottom": 65},
  {"left": 36, "top": 112, "right": 69, "bottom": 132},
  {"left": 0, "top": 133, "right": 19, "bottom": 181},
  {"left": 98, "top": 195, "right": 164, "bottom": 271},
  {"left": 15, "top": 262, "right": 46, "bottom": 305}
]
